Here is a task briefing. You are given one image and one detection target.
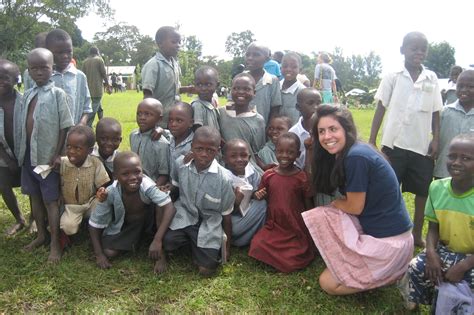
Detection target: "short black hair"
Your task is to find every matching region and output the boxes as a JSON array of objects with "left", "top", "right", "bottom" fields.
[
  {"left": 195, "top": 65, "right": 219, "bottom": 81},
  {"left": 269, "top": 114, "right": 293, "bottom": 130},
  {"left": 89, "top": 46, "right": 100, "bottom": 55},
  {"left": 282, "top": 52, "right": 302, "bottom": 68},
  {"left": 171, "top": 101, "right": 193, "bottom": 119},
  {"left": 232, "top": 72, "right": 256, "bottom": 87},
  {"left": 222, "top": 138, "right": 250, "bottom": 156},
  {"left": 45, "top": 29, "right": 72, "bottom": 48},
  {"left": 155, "top": 26, "right": 178, "bottom": 44},
  {"left": 0, "top": 59, "right": 20, "bottom": 80},
  {"left": 276, "top": 132, "right": 301, "bottom": 150},
  {"left": 401, "top": 31, "right": 427, "bottom": 48},
  {"left": 96, "top": 117, "right": 122, "bottom": 135},
  {"left": 114, "top": 151, "right": 141, "bottom": 171},
  {"left": 193, "top": 126, "right": 220, "bottom": 147},
  {"left": 68, "top": 125, "right": 95, "bottom": 148}
]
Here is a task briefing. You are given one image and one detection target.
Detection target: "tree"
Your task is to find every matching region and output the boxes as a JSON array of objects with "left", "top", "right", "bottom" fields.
[
  {"left": 183, "top": 35, "right": 202, "bottom": 57},
  {"left": 425, "top": 41, "right": 456, "bottom": 78},
  {"left": 130, "top": 35, "right": 156, "bottom": 67},
  {"left": 0, "top": 0, "right": 113, "bottom": 62},
  {"left": 93, "top": 23, "right": 143, "bottom": 66},
  {"left": 225, "top": 30, "right": 255, "bottom": 59}
]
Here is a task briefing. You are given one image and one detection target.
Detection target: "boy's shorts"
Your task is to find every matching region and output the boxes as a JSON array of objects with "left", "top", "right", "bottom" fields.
[
  {"left": 21, "top": 152, "right": 59, "bottom": 202},
  {"left": 0, "top": 166, "right": 21, "bottom": 189},
  {"left": 382, "top": 146, "right": 433, "bottom": 197},
  {"left": 60, "top": 197, "right": 98, "bottom": 235},
  {"left": 163, "top": 225, "right": 220, "bottom": 270}
]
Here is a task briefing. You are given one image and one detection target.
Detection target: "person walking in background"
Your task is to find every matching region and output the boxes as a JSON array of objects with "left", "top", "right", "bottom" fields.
[
  {"left": 82, "top": 46, "right": 109, "bottom": 127},
  {"left": 313, "top": 52, "right": 338, "bottom": 104}
]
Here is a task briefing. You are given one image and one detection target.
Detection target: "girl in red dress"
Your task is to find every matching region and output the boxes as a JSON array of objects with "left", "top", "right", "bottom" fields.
[{"left": 249, "top": 132, "right": 315, "bottom": 273}]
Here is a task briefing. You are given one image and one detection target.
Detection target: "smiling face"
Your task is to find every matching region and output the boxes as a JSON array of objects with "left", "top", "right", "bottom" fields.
[
  {"left": 48, "top": 39, "right": 73, "bottom": 72},
  {"left": 447, "top": 138, "right": 474, "bottom": 185},
  {"left": 317, "top": 115, "right": 346, "bottom": 156},
  {"left": 115, "top": 155, "right": 143, "bottom": 193},
  {"left": 400, "top": 33, "right": 428, "bottom": 70},
  {"left": 267, "top": 117, "right": 290, "bottom": 145},
  {"left": 275, "top": 136, "right": 300, "bottom": 169},
  {"left": 456, "top": 70, "right": 474, "bottom": 108},
  {"left": 224, "top": 141, "right": 250, "bottom": 176},
  {"left": 0, "top": 62, "right": 18, "bottom": 96},
  {"left": 96, "top": 122, "right": 122, "bottom": 159},
  {"left": 168, "top": 105, "right": 193, "bottom": 140},
  {"left": 231, "top": 76, "right": 255, "bottom": 107},
  {"left": 66, "top": 132, "right": 92, "bottom": 167},
  {"left": 195, "top": 70, "right": 218, "bottom": 102},
  {"left": 136, "top": 100, "right": 162, "bottom": 133},
  {"left": 281, "top": 56, "right": 300, "bottom": 82}
]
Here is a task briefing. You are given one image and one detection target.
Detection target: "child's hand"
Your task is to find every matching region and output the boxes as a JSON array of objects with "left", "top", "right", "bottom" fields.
[
  {"left": 304, "top": 137, "right": 313, "bottom": 150},
  {"left": 151, "top": 127, "right": 164, "bottom": 141},
  {"left": 425, "top": 251, "right": 443, "bottom": 284},
  {"left": 49, "top": 154, "right": 61, "bottom": 170},
  {"left": 428, "top": 140, "right": 439, "bottom": 160},
  {"left": 254, "top": 188, "right": 267, "bottom": 200},
  {"left": 158, "top": 183, "right": 173, "bottom": 192},
  {"left": 262, "top": 163, "right": 278, "bottom": 171},
  {"left": 96, "top": 187, "right": 108, "bottom": 202},
  {"left": 96, "top": 254, "right": 112, "bottom": 269},
  {"left": 6, "top": 158, "right": 19, "bottom": 173},
  {"left": 445, "top": 262, "right": 468, "bottom": 283},
  {"left": 149, "top": 239, "right": 163, "bottom": 260},
  {"left": 234, "top": 187, "right": 244, "bottom": 205},
  {"left": 183, "top": 151, "right": 194, "bottom": 164}
]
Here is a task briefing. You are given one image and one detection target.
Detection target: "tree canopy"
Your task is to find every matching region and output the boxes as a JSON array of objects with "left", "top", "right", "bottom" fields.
[{"left": 425, "top": 41, "right": 456, "bottom": 78}]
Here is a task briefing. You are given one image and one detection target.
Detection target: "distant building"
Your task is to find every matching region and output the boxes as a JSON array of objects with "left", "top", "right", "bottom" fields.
[{"left": 106, "top": 66, "right": 136, "bottom": 90}]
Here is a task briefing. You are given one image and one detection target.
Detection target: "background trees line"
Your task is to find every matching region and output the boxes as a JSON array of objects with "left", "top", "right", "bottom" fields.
[{"left": 1, "top": 2, "right": 456, "bottom": 94}]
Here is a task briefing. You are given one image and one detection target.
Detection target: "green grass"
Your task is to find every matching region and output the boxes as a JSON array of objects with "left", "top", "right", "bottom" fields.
[{"left": 0, "top": 91, "right": 427, "bottom": 313}]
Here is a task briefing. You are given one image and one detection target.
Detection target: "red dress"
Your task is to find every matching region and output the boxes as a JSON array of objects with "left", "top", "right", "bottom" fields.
[{"left": 249, "top": 169, "right": 315, "bottom": 272}]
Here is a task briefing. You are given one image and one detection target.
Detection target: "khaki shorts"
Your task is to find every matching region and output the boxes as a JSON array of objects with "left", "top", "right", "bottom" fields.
[{"left": 60, "top": 197, "right": 98, "bottom": 235}]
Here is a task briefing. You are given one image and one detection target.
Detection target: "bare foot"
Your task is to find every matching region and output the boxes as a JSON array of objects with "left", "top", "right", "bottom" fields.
[
  {"left": 198, "top": 266, "right": 216, "bottom": 277},
  {"left": 24, "top": 236, "right": 46, "bottom": 251},
  {"left": 28, "top": 221, "right": 38, "bottom": 234},
  {"left": 48, "top": 243, "right": 62, "bottom": 264},
  {"left": 414, "top": 239, "right": 426, "bottom": 248},
  {"left": 154, "top": 256, "right": 168, "bottom": 274},
  {"left": 5, "top": 222, "right": 25, "bottom": 236}
]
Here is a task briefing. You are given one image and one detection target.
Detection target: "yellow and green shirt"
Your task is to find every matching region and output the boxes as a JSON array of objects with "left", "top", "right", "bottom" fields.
[{"left": 425, "top": 178, "right": 474, "bottom": 254}]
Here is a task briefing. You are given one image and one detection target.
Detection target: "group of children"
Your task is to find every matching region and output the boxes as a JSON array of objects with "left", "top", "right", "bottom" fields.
[{"left": 0, "top": 25, "right": 473, "bottom": 310}]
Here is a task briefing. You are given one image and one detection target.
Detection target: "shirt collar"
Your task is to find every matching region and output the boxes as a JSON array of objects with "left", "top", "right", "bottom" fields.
[
  {"left": 171, "top": 131, "right": 194, "bottom": 148},
  {"left": 292, "top": 117, "right": 309, "bottom": 136},
  {"left": 53, "top": 63, "right": 77, "bottom": 75},
  {"left": 194, "top": 99, "right": 215, "bottom": 110},
  {"left": 262, "top": 70, "right": 274, "bottom": 85},
  {"left": 33, "top": 80, "right": 55, "bottom": 91},
  {"left": 399, "top": 64, "right": 430, "bottom": 82},
  {"left": 91, "top": 146, "right": 118, "bottom": 162},
  {"left": 280, "top": 79, "right": 301, "bottom": 94},
  {"left": 155, "top": 51, "right": 175, "bottom": 65},
  {"left": 63, "top": 155, "right": 93, "bottom": 168},
  {"left": 225, "top": 109, "right": 257, "bottom": 118},
  {"left": 447, "top": 100, "right": 474, "bottom": 115}
]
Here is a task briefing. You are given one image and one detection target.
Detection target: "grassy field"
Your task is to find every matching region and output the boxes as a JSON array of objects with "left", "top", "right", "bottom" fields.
[{"left": 0, "top": 91, "right": 427, "bottom": 313}]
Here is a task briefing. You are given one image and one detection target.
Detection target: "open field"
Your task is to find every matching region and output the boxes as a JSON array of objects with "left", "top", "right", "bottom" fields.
[{"left": 0, "top": 91, "right": 426, "bottom": 313}]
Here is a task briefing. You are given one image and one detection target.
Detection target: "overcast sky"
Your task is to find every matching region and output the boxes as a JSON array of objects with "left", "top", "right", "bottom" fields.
[{"left": 77, "top": 0, "right": 473, "bottom": 76}]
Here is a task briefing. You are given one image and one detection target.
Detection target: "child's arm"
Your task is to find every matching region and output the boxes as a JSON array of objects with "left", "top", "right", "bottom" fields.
[
  {"left": 88, "top": 226, "right": 112, "bottom": 269},
  {"left": 49, "top": 127, "right": 68, "bottom": 169},
  {"left": 445, "top": 253, "right": 474, "bottom": 284},
  {"left": 79, "top": 113, "right": 89, "bottom": 126},
  {"left": 222, "top": 214, "right": 232, "bottom": 261},
  {"left": 0, "top": 144, "right": 18, "bottom": 171},
  {"left": 253, "top": 187, "right": 267, "bottom": 200},
  {"left": 143, "top": 89, "right": 153, "bottom": 99},
  {"left": 179, "top": 85, "right": 196, "bottom": 94},
  {"left": 331, "top": 192, "right": 365, "bottom": 215},
  {"left": 149, "top": 202, "right": 176, "bottom": 260},
  {"left": 368, "top": 101, "right": 386, "bottom": 147},
  {"left": 155, "top": 175, "right": 168, "bottom": 187},
  {"left": 429, "top": 111, "right": 440, "bottom": 160},
  {"left": 425, "top": 221, "right": 443, "bottom": 284}
]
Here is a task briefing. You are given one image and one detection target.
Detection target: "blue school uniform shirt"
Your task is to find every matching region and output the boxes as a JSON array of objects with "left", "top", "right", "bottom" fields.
[
  {"left": 130, "top": 129, "right": 170, "bottom": 182},
  {"left": 169, "top": 131, "right": 193, "bottom": 174},
  {"left": 249, "top": 70, "right": 282, "bottom": 124},
  {"left": 17, "top": 81, "right": 74, "bottom": 166},
  {"left": 0, "top": 90, "right": 22, "bottom": 167},
  {"left": 191, "top": 99, "right": 220, "bottom": 132},
  {"left": 89, "top": 175, "right": 171, "bottom": 236},
  {"left": 341, "top": 142, "right": 413, "bottom": 238},
  {"left": 51, "top": 63, "right": 92, "bottom": 125},
  {"left": 170, "top": 156, "right": 235, "bottom": 250},
  {"left": 257, "top": 141, "right": 277, "bottom": 165}
]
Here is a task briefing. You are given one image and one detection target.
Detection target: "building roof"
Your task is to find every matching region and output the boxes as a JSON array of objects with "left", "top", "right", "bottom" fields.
[{"left": 106, "top": 66, "right": 136, "bottom": 76}]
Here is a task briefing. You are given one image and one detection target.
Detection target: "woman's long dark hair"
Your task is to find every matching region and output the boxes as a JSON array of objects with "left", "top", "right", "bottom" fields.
[{"left": 311, "top": 105, "right": 358, "bottom": 194}]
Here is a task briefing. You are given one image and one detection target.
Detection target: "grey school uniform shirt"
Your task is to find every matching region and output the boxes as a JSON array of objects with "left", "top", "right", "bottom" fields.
[
  {"left": 17, "top": 81, "right": 74, "bottom": 166},
  {"left": 89, "top": 176, "right": 171, "bottom": 236},
  {"left": 169, "top": 131, "right": 193, "bottom": 174},
  {"left": 249, "top": 71, "right": 282, "bottom": 124},
  {"left": 51, "top": 64, "right": 92, "bottom": 125},
  {"left": 0, "top": 90, "right": 22, "bottom": 167},
  {"left": 170, "top": 156, "right": 235, "bottom": 250},
  {"left": 191, "top": 99, "right": 220, "bottom": 131},
  {"left": 141, "top": 51, "right": 181, "bottom": 127},
  {"left": 130, "top": 129, "right": 170, "bottom": 182},
  {"left": 434, "top": 100, "right": 474, "bottom": 178},
  {"left": 257, "top": 141, "right": 277, "bottom": 165}
]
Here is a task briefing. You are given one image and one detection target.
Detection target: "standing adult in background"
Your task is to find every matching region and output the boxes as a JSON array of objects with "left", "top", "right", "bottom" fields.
[
  {"left": 313, "top": 52, "right": 338, "bottom": 104},
  {"left": 83, "top": 46, "right": 109, "bottom": 127},
  {"left": 264, "top": 50, "right": 283, "bottom": 80}
]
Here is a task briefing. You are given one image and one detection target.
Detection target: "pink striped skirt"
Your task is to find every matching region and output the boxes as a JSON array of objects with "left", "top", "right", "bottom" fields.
[{"left": 302, "top": 206, "right": 414, "bottom": 290}]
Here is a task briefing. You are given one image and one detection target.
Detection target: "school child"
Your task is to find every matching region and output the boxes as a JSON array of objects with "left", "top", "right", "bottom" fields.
[
  {"left": 163, "top": 127, "right": 235, "bottom": 276},
  {"left": 168, "top": 101, "right": 194, "bottom": 173},
  {"left": 17, "top": 48, "right": 74, "bottom": 263},
  {"left": 223, "top": 139, "right": 267, "bottom": 247},
  {"left": 89, "top": 151, "right": 176, "bottom": 274},
  {"left": 249, "top": 132, "right": 315, "bottom": 273},
  {"left": 0, "top": 59, "right": 26, "bottom": 235},
  {"left": 434, "top": 70, "right": 474, "bottom": 179},
  {"left": 191, "top": 66, "right": 220, "bottom": 132},
  {"left": 91, "top": 117, "right": 122, "bottom": 182},
  {"left": 59, "top": 125, "right": 109, "bottom": 238},
  {"left": 219, "top": 73, "right": 266, "bottom": 166},
  {"left": 130, "top": 98, "right": 170, "bottom": 186},
  {"left": 245, "top": 42, "right": 282, "bottom": 124},
  {"left": 257, "top": 115, "right": 292, "bottom": 170},
  {"left": 45, "top": 29, "right": 92, "bottom": 125},
  {"left": 23, "top": 32, "right": 48, "bottom": 91},
  {"left": 289, "top": 88, "right": 322, "bottom": 169},
  {"left": 280, "top": 52, "right": 307, "bottom": 124},
  {"left": 369, "top": 31, "right": 443, "bottom": 247},
  {"left": 405, "top": 134, "right": 474, "bottom": 311},
  {"left": 141, "top": 26, "right": 193, "bottom": 128},
  {"left": 442, "top": 65, "right": 463, "bottom": 105}
]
